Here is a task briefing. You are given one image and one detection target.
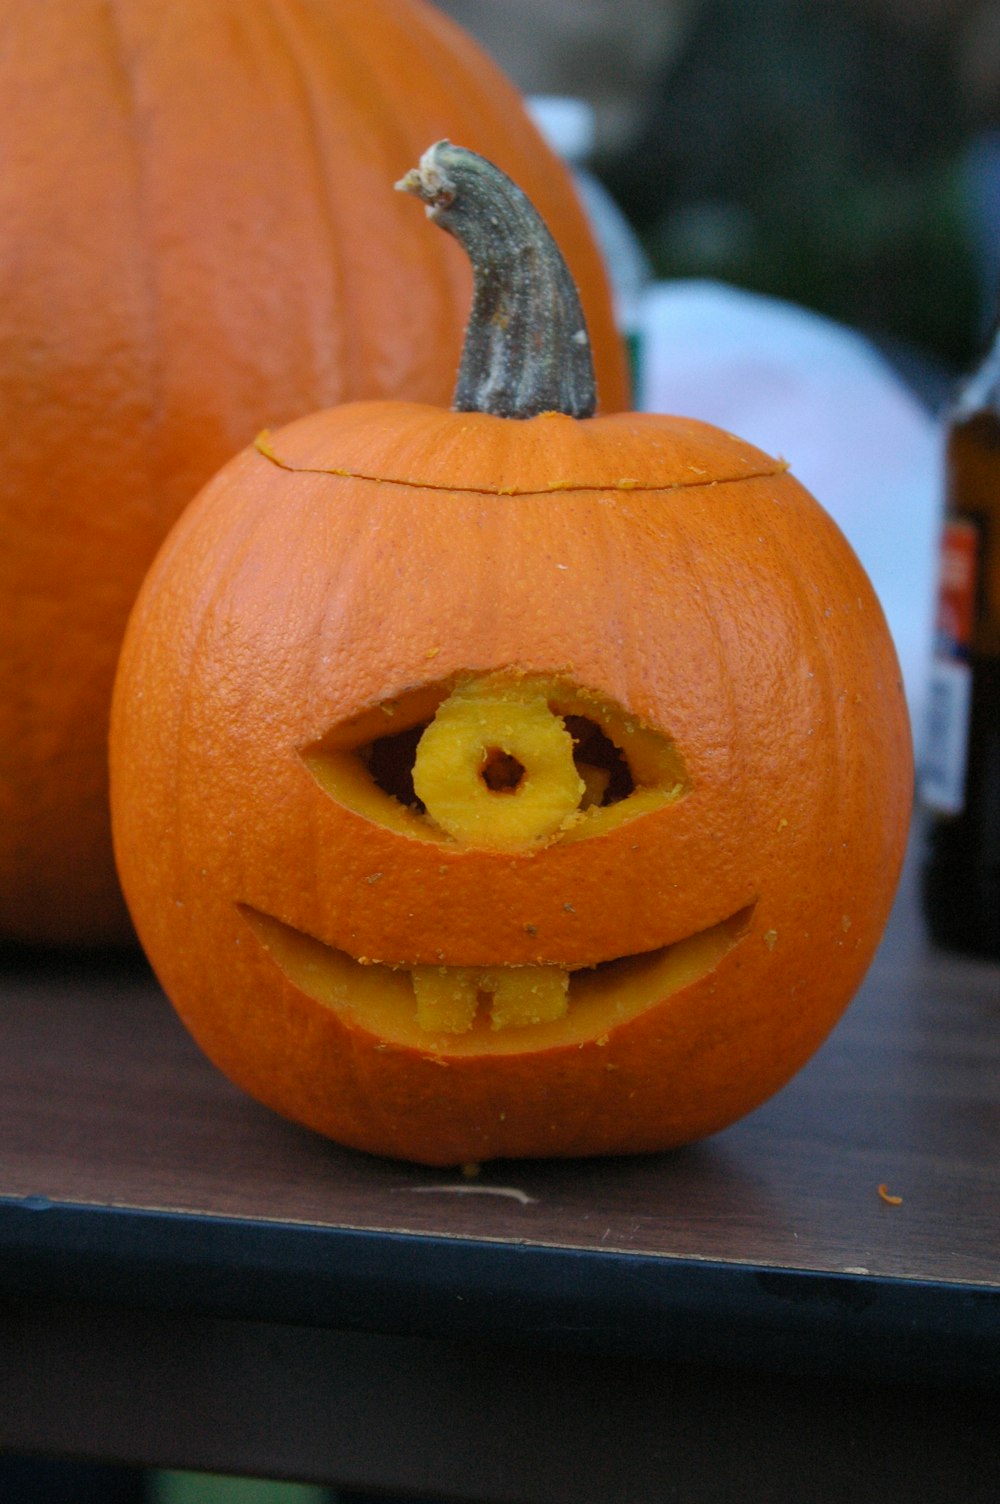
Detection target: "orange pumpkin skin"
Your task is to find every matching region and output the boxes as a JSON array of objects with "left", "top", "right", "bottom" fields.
[
  {"left": 110, "top": 401, "right": 913, "bottom": 1165},
  {"left": 0, "top": 0, "right": 626, "bottom": 948}
]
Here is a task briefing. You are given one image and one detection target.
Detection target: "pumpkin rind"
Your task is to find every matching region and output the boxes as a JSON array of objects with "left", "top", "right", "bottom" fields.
[{"left": 0, "top": 0, "right": 627, "bottom": 946}]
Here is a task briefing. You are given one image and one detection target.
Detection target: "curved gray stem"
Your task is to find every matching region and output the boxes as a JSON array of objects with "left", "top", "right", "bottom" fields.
[{"left": 398, "top": 141, "right": 597, "bottom": 420}]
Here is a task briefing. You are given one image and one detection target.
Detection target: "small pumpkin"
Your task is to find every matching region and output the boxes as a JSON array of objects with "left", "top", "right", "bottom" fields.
[
  {"left": 110, "top": 143, "right": 912, "bottom": 1165},
  {"left": 0, "top": 0, "right": 627, "bottom": 948}
]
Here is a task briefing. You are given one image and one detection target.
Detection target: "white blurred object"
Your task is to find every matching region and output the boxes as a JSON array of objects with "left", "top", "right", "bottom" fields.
[
  {"left": 527, "top": 95, "right": 652, "bottom": 336},
  {"left": 527, "top": 95, "right": 597, "bottom": 164},
  {"left": 636, "top": 279, "right": 941, "bottom": 746}
]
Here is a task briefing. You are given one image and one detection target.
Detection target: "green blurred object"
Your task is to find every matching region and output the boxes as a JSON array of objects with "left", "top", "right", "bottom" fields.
[
  {"left": 602, "top": 0, "right": 986, "bottom": 369},
  {"left": 150, "top": 1474, "right": 329, "bottom": 1504},
  {"left": 646, "top": 152, "right": 980, "bottom": 370}
]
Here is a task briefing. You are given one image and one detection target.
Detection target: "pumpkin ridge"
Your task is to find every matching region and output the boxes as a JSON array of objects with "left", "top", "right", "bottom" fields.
[
  {"left": 164, "top": 474, "right": 291, "bottom": 899},
  {"left": 105, "top": 0, "right": 163, "bottom": 493},
  {"left": 657, "top": 480, "right": 745, "bottom": 822},
  {"left": 756, "top": 486, "right": 847, "bottom": 865},
  {"left": 262, "top": 0, "right": 357, "bottom": 395},
  {"left": 320, "top": 0, "right": 459, "bottom": 367}
]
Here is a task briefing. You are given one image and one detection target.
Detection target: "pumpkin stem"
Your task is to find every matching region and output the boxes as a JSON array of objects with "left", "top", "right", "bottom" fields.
[{"left": 397, "top": 141, "right": 596, "bottom": 420}]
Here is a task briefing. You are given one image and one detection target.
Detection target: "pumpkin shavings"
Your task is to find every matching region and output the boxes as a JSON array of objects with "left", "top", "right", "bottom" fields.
[
  {"left": 405, "top": 1182, "right": 537, "bottom": 1204},
  {"left": 877, "top": 1183, "right": 903, "bottom": 1206}
]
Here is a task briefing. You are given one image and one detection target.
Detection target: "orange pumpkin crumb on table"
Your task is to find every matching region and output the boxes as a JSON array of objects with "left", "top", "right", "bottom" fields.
[{"left": 110, "top": 142, "right": 913, "bottom": 1166}]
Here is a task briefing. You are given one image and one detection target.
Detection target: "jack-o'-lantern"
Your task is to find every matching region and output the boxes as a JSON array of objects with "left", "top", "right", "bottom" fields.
[{"left": 110, "top": 144, "right": 913, "bottom": 1165}]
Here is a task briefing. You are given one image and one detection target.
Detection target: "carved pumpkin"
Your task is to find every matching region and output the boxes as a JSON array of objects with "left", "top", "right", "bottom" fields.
[
  {"left": 110, "top": 144, "right": 912, "bottom": 1164},
  {"left": 0, "top": 0, "right": 627, "bottom": 948}
]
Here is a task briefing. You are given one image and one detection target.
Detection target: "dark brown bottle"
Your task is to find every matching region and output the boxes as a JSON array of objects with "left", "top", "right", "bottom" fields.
[{"left": 920, "top": 315, "right": 1000, "bottom": 959}]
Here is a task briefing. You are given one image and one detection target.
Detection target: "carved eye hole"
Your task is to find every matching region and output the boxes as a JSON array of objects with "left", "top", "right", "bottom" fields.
[
  {"left": 361, "top": 721, "right": 425, "bottom": 809},
  {"left": 301, "top": 672, "right": 688, "bottom": 849},
  {"left": 562, "top": 716, "right": 636, "bottom": 807}
]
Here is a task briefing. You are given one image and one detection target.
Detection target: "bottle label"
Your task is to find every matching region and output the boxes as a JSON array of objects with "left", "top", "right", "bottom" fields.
[{"left": 920, "top": 519, "right": 979, "bottom": 814}]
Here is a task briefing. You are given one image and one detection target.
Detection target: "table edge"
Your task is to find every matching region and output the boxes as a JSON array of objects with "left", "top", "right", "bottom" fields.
[{"left": 1, "top": 1194, "right": 996, "bottom": 1389}]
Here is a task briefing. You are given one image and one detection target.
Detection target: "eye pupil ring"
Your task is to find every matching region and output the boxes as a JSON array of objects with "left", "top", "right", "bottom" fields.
[{"left": 412, "top": 685, "right": 583, "bottom": 848}]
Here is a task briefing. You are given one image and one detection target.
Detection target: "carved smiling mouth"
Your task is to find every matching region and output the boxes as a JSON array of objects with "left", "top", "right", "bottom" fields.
[{"left": 239, "top": 904, "right": 756, "bottom": 1052}]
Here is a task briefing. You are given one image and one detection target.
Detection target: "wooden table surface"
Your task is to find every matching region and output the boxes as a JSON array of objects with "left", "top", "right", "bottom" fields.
[{"left": 1, "top": 822, "right": 998, "bottom": 1502}]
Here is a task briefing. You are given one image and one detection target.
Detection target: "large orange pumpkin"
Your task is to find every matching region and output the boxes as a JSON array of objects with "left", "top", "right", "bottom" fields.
[
  {"left": 110, "top": 144, "right": 912, "bottom": 1165},
  {"left": 0, "top": 0, "right": 627, "bottom": 949}
]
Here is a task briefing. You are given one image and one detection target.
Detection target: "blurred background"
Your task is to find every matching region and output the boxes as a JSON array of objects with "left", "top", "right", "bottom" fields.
[{"left": 438, "top": 0, "right": 1000, "bottom": 370}]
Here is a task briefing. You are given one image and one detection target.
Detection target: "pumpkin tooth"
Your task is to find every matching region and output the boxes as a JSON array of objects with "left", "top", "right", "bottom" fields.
[
  {"left": 412, "top": 962, "right": 569, "bottom": 1033},
  {"left": 479, "top": 966, "right": 570, "bottom": 1030},
  {"left": 412, "top": 966, "right": 480, "bottom": 1033}
]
